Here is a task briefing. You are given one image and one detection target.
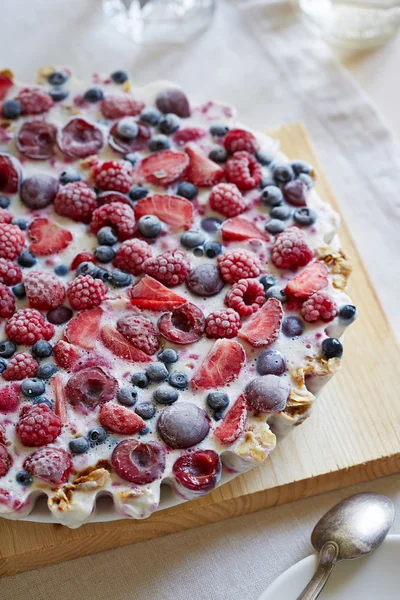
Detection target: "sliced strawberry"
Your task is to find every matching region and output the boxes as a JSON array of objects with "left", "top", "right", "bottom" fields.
[
  {"left": 70, "top": 252, "right": 96, "bottom": 270},
  {"left": 65, "top": 307, "right": 103, "bottom": 350},
  {"left": 173, "top": 127, "right": 207, "bottom": 146},
  {"left": 238, "top": 298, "right": 283, "bottom": 348},
  {"left": 99, "top": 403, "right": 145, "bottom": 435},
  {"left": 214, "top": 395, "right": 248, "bottom": 445},
  {"left": 53, "top": 340, "right": 81, "bottom": 370},
  {"left": 285, "top": 262, "right": 329, "bottom": 298},
  {"left": 134, "top": 193, "right": 193, "bottom": 230},
  {"left": 0, "top": 153, "right": 21, "bottom": 194},
  {"left": 221, "top": 216, "right": 270, "bottom": 242},
  {"left": 28, "top": 218, "right": 73, "bottom": 256},
  {"left": 185, "top": 144, "right": 224, "bottom": 187},
  {"left": 128, "top": 275, "right": 187, "bottom": 311},
  {"left": 100, "top": 325, "right": 151, "bottom": 362},
  {"left": 191, "top": 339, "right": 246, "bottom": 391},
  {"left": 139, "top": 150, "right": 189, "bottom": 186},
  {"left": 53, "top": 374, "right": 67, "bottom": 424},
  {"left": 0, "top": 74, "right": 13, "bottom": 101}
]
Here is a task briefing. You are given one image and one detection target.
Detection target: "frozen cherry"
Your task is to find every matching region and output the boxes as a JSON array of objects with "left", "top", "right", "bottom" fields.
[
  {"left": 17, "top": 121, "right": 57, "bottom": 159},
  {"left": 158, "top": 302, "right": 205, "bottom": 344},
  {"left": 157, "top": 402, "right": 210, "bottom": 449},
  {"left": 283, "top": 180, "right": 307, "bottom": 206},
  {"left": 282, "top": 316, "right": 304, "bottom": 338},
  {"left": 65, "top": 367, "right": 118, "bottom": 411},
  {"left": 186, "top": 264, "right": 224, "bottom": 297},
  {"left": 156, "top": 88, "right": 191, "bottom": 118},
  {"left": 0, "top": 153, "right": 21, "bottom": 194},
  {"left": 109, "top": 121, "right": 151, "bottom": 154},
  {"left": 58, "top": 117, "right": 104, "bottom": 158},
  {"left": 111, "top": 439, "right": 166, "bottom": 484},
  {"left": 245, "top": 375, "right": 290, "bottom": 413},
  {"left": 20, "top": 174, "right": 59, "bottom": 209},
  {"left": 47, "top": 306, "right": 73, "bottom": 325},
  {"left": 256, "top": 349, "right": 286, "bottom": 376},
  {"left": 173, "top": 450, "right": 221, "bottom": 493}
]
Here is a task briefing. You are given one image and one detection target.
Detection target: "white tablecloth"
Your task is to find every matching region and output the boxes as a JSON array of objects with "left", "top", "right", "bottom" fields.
[{"left": 1, "top": 1, "right": 400, "bottom": 598}]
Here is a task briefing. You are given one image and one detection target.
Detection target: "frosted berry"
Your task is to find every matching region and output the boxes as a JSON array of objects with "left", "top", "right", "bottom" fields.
[
  {"left": 209, "top": 183, "right": 246, "bottom": 217},
  {"left": 17, "top": 403, "right": 61, "bottom": 447},
  {"left": 271, "top": 226, "right": 313, "bottom": 269},
  {"left": 20, "top": 174, "right": 59, "bottom": 210},
  {"left": 93, "top": 160, "right": 133, "bottom": 194},
  {"left": 100, "top": 95, "right": 145, "bottom": 119},
  {"left": 117, "top": 314, "right": 159, "bottom": 355},
  {"left": 223, "top": 129, "right": 258, "bottom": 154},
  {"left": 0, "top": 208, "right": 12, "bottom": 224},
  {"left": 144, "top": 249, "right": 190, "bottom": 287},
  {"left": 113, "top": 238, "right": 152, "bottom": 275},
  {"left": 225, "top": 151, "right": 262, "bottom": 191},
  {"left": 0, "top": 284, "right": 15, "bottom": 318},
  {"left": 225, "top": 278, "right": 265, "bottom": 317},
  {"left": 0, "top": 385, "right": 19, "bottom": 413},
  {"left": 5, "top": 308, "right": 54, "bottom": 345},
  {"left": 301, "top": 292, "right": 338, "bottom": 323},
  {"left": 218, "top": 249, "right": 261, "bottom": 284},
  {"left": 321, "top": 337, "right": 343, "bottom": 359},
  {"left": 99, "top": 403, "right": 145, "bottom": 435},
  {"left": 0, "top": 444, "right": 12, "bottom": 477},
  {"left": 54, "top": 181, "right": 97, "bottom": 224},
  {"left": 2, "top": 352, "right": 39, "bottom": 381},
  {"left": 0, "top": 224, "right": 25, "bottom": 260},
  {"left": 16, "top": 88, "right": 54, "bottom": 115},
  {"left": 0, "top": 258, "right": 22, "bottom": 286},
  {"left": 24, "top": 271, "right": 65, "bottom": 310},
  {"left": 91, "top": 202, "right": 136, "bottom": 241},
  {"left": 205, "top": 308, "right": 241, "bottom": 339},
  {"left": 67, "top": 275, "right": 107, "bottom": 311},
  {"left": 23, "top": 447, "right": 71, "bottom": 485}
]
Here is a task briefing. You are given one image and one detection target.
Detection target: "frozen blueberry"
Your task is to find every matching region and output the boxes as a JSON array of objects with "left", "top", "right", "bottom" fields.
[
  {"left": 321, "top": 337, "right": 343, "bottom": 359},
  {"left": 298, "top": 173, "right": 314, "bottom": 188},
  {"left": 36, "top": 363, "right": 57, "bottom": 379},
  {"left": 181, "top": 230, "right": 206, "bottom": 249},
  {"left": 0, "top": 196, "right": 10, "bottom": 209},
  {"left": 201, "top": 217, "right": 222, "bottom": 233},
  {"left": 135, "top": 401, "right": 156, "bottom": 420},
  {"left": 138, "top": 427, "right": 150, "bottom": 435},
  {"left": 13, "top": 217, "right": 28, "bottom": 230},
  {"left": 2, "top": 99, "right": 22, "bottom": 119},
  {"left": 60, "top": 169, "right": 81, "bottom": 185},
  {"left": 265, "top": 219, "right": 285, "bottom": 234},
  {"left": 272, "top": 164, "right": 294, "bottom": 184},
  {"left": 16, "top": 471, "right": 33, "bottom": 486},
  {"left": 204, "top": 241, "right": 222, "bottom": 258},
  {"left": 0, "top": 341, "right": 16, "bottom": 358},
  {"left": 49, "top": 88, "right": 69, "bottom": 102},
  {"left": 110, "top": 269, "right": 132, "bottom": 288},
  {"left": 158, "top": 348, "right": 179, "bottom": 364},
  {"left": 153, "top": 384, "right": 179, "bottom": 405},
  {"left": 0, "top": 359, "right": 7, "bottom": 374},
  {"left": 12, "top": 282, "right": 26, "bottom": 299},
  {"left": 76, "top": 261, "right": 99, "bottom": 277},
  {"left": 339, "top": 304, "right": 357, "bottom": 325},
  {"left": 95, "top": 245, "right": 115, "bottom": 263},
  {"left": 21, "top": 378, "right": 46, "bottom": 398},
  {"left": 116, "top": 117, "right": 138, "bottom": 140},
  {"left": 129, "top": 186, "right": 148, "bottom": 201},
  {"left": 131, "top": 372, "right": 150, "bottom": 388},
  {"left": 257, "top": 349, "right": 286, "bottom": 376},
  {"left": 255, "top": 150, "right": 273, "bottom": 166},
  {"left": 210, "top": 124, "right": 229, "bottom": 137},
  {"left": 47, "top": 306, "right": 73, "bottom": 325},
  {"left": 97, "top": 226, "right": 118, "bottom": 246},
  {"left": 93, "top": 268, "right": 111, "bottom": 283},
  {"left": 265, "top": 285, "right": 287, "bottom": 303},
  {"left": 177, "top": 182, "right": 197, "bottom": 200},
  {"left": 138, "top": 214, "right": 161, "bottom": 238},
  {"left": 69, "top": 437, "right": 90, "bottom": 454},
  {"left": 111, "top": 70, "right": 128, "bottom": 84},
  {"left": 259, "top": 176, "right": 274, "bottom": 190},
  {"left": 124, "top": 152, "right": 140, "bottom": 165},
  {"left": 261, "top": 185, "right": 283, "bottom": 207},
  {"left": 146, "top": 362, "right": 169, "bottom": 382},
  {"left": 148, "top": 134, "right": 171, "bottom": 152},
  {"left": 209, "top": 146, "right": 228, "bottom": 163},
  {"left": 169, "top": 372, "right": 189, "bottom": 389},
  {"left": 140, "top": 108, "right": 161, "bottom": 126},
  {"left": 32, "top": 340, "right": 53, "bottom": 359},
  {"left": 293, "top": 207, "right": 317, "bottom": 226},
  {"left": 291, "top": 160, "right": 312, "bottom": 175},
  {"left": 259, "top": 275, "right": 277, "bottom": 290},
  {"left": 84, "top": 87, "right": 104, "bottom": 103},
  {"left": 48, "top": 71, "right": 68, "bottom": 86},
  {"left": 282, "top": 316, "right": 304, "bottom": 337},
  {"left": 270, "top": 205, "right": 292, "bottom": 220},
  {"left": 117, "top": 387, "right": 138, "bottom": 407},
  {"left": 88, "top": 426, "right": 107, "bottom": 446},
  {"left": 54, "top": 265, "right": 68, "bottom": 276},
  {"left": 32, "top": 396, "right": 53, "bottom": 409},
  {"left": 213, "top": 410, "right": 224, "bottom": 421},
  {"left": 18, "top": 250, "right": 37, "bottom": 268},
  {"left": 193, "top": 247, "right": 204, "bottom": 257},
  {"left": 158, "top": 113, "right": 180, "bottom": 134},
  {"left": 207, "top": 392, "right": 229, "bottom": 412}
]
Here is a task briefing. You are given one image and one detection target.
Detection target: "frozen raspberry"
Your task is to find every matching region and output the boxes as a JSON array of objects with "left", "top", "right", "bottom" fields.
[
  {"left": 0, "top": 258, "right": 22, "bottom": 286},
  {"left": 0, "top": 224, "right": 25, "bottom": 260},
  {"left": 301, "top": 292, "right": 338, "bottom": 323},
  {"left": 0, "top": 385, "right": 19, "bottom": 413},
  {"left": 218, "top": 249, "right": 261, "bottom": 284},
  {"left": 16, "top": 88, "right": 54, "bottom": 115},
  {"left": 17, "top": 403, "right": 62, "bottom": 447},
  {"left": 2, "top": 353, "right": 39, "bottom": 381},
  {"left": 113, "top": 239, "right": 152, "bottom": 275},
  {"left": 0, "top": 284, "right": 15, "bottom": 318},
  {"left": 54, "top": 181, "right": 97, "bottom": 224},
  {"left": 67, "top": 275, "right": 107, "bottom": 311},
  {"left": 225, "top": 151, "right": 262, "bottom": 191},
  {"left": 271, "top": 226, "right": 313, "bottom": 270},
  {"left": 100, "top": 95, "right": 145, "bottom": 119},
  {"left": 205, "top": 308, "right": 241, "bottom": 339},
  {"left": 70, "top": 252, "right": 96, "bottom": 271},
  {"left": 24, "top": 447, "right": 71, "bottom": 485},
  {"left": 5, "top": 308, "right": 54, "bottom": 345},
  {"left": 93, "top": 160, "right": 133, "bottom": 194},
  {"left": 223, "top": 129, "right": 258, "bottom": 154},
  {"left": 143, "top": 249, "right": 191, "bottom": 287},
  {"left": 117, "top": 314, "right": 159, "bottom": 355},
  {"left": 225, "top": 278, "right": 265, "bottom": 317},
  {"left": 0, "top": 444, "right": 12, "bottom": 477},
  {"left": 209, "top": 183, "right": 246, "bottom": 218},
  {"left": 91, "top": 202, "right": 135, "bottom": 241},
  {"left": 24, "top": 271, "right": 65, "bottom": 310},
  {"left": 0, "top": 208, "right": 12, "bottom": 224}
]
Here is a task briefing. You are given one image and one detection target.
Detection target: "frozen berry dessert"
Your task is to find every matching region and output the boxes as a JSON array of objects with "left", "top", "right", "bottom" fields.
[{"left": 0, "top": 67, "right": 355, "bottom": 527}]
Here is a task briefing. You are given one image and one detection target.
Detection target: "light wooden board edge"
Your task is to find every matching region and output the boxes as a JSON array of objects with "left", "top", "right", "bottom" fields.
[{"left": 1, "top": 122, "right": 399, "bottom": 578}]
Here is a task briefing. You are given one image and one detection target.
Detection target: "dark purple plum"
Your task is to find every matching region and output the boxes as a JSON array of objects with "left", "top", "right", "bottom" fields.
[
  {"left": 157, "top": 402, "right": 210, "bottom": 449},
  {"left": 245, "top": 375, "right": 290, "bottom": 413},
  {"left": 20, "top": 174, "right": 59, "bottom": 209},
  {"left": 256, "top": 349, "right": 286, "bottom": 376},
  {"left": 186, "top": 264, "right": 224, "bottom": 297},
  {"left": 155, "top": 88, "right": 191, "bottom": 118},
  {"left": 282, "top": 316, "right": 304, "bottom": 338}
]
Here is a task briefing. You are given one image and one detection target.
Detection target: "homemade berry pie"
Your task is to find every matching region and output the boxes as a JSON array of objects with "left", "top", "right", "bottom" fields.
[{"left": 0, "top": 68, "right": 356, "bottom": 528}]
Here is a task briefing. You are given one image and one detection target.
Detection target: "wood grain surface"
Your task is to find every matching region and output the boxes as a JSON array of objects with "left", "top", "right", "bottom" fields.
[{"left": 1, "top": 123, "right": 399, "bottom": 578}]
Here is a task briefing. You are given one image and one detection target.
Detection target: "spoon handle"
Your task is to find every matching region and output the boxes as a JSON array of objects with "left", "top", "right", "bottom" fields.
[{"left": 296, "top": 541, "right": 339, "bottom": 600}]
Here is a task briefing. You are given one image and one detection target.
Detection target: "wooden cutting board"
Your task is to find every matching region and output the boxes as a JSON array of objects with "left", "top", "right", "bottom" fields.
[{"left": 1, "top": 123, "right": 400, "bottom": 578}]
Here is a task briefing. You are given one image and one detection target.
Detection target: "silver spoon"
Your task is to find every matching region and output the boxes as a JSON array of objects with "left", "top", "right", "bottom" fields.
[{"left": 297, "top": 492, "right": 395, "bottom": 600}]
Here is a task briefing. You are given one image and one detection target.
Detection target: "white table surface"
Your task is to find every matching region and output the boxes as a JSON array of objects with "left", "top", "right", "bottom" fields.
[{"left": 1, "top": 1, "right": 400, "bottom": 599}]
